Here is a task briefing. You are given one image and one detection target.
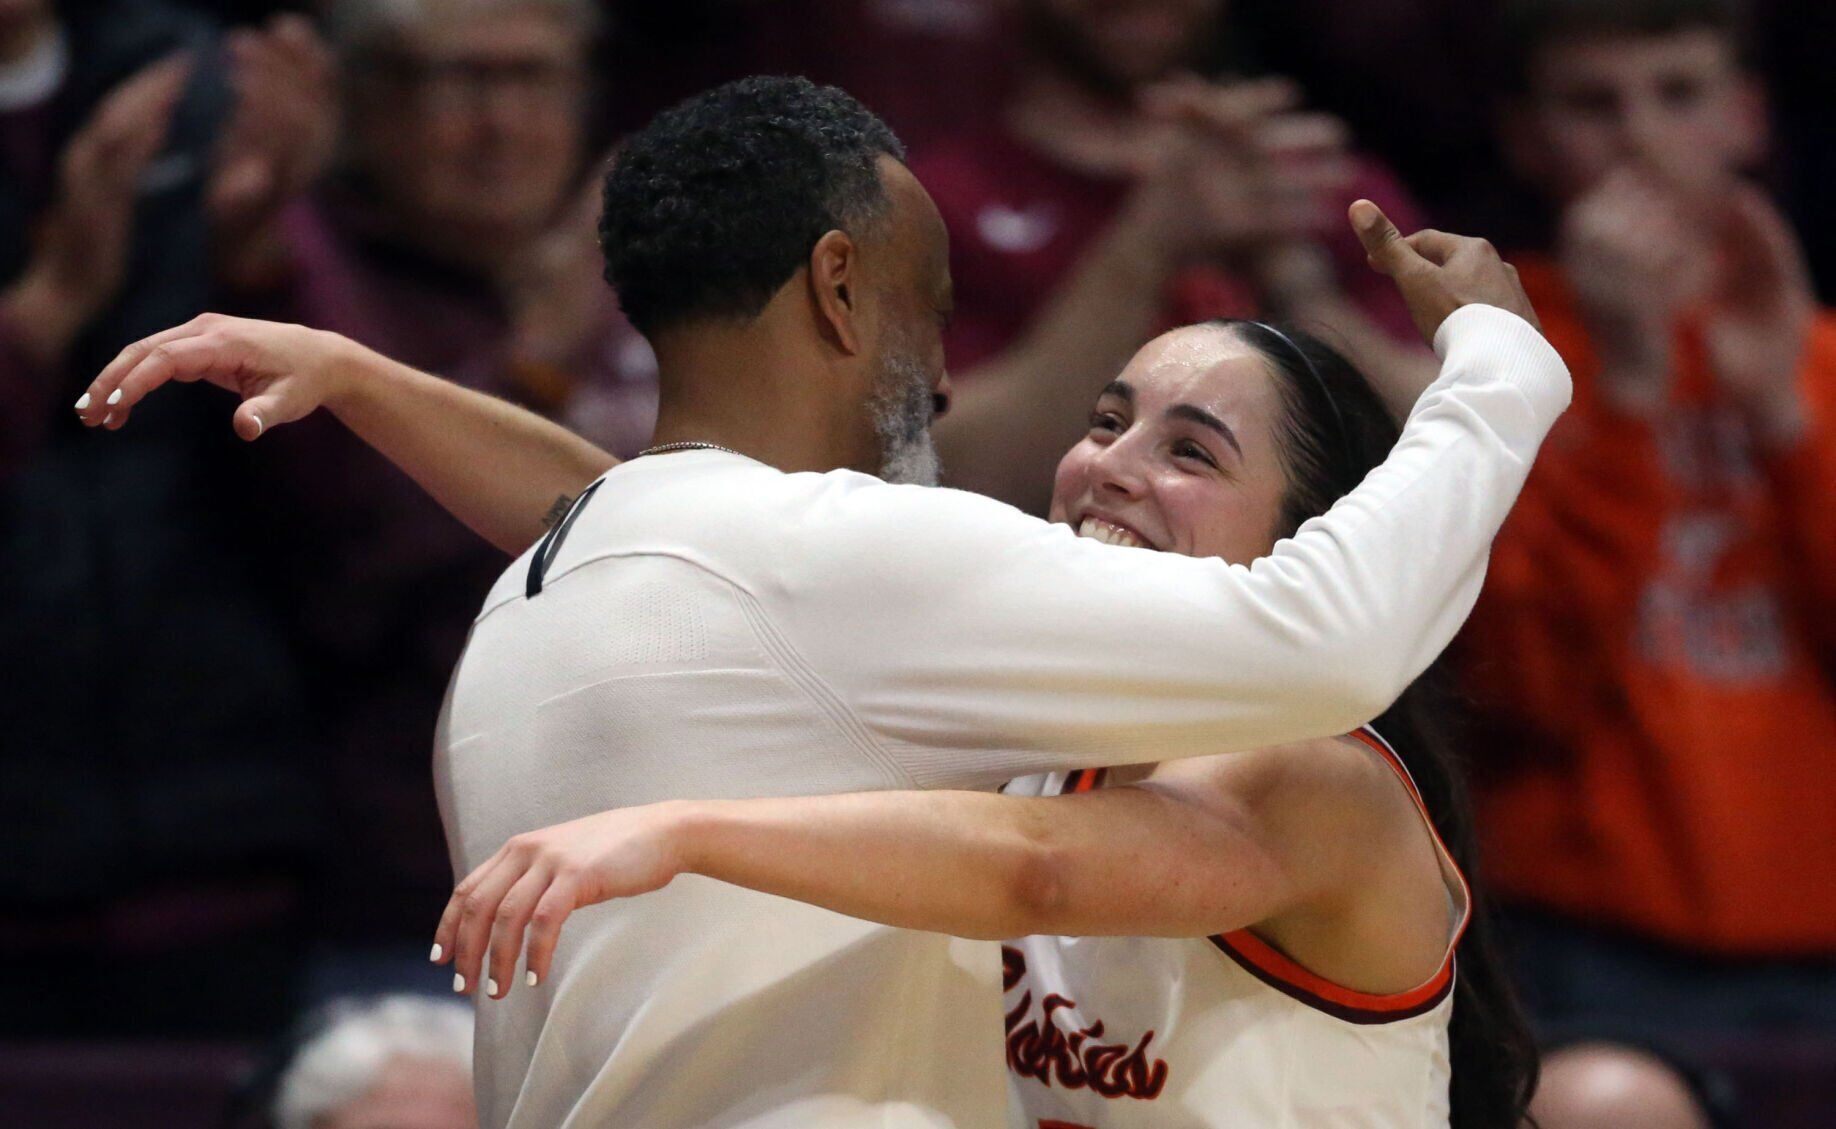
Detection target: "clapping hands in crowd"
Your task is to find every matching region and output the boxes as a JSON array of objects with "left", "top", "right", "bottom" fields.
[
  {"left": 1562, "top": 166, "right": 1814, "bottom": 440},
  {"left": 2, "top": 15, "right": 339, "bottom": 371},
  {"left": 1120, "top": 75, "right": 1353, "bottom": 265},
  {"left": 210, "top": 14, "right": 339, "bottom": 291},
  {"left": 3, "top": 55, "right": 191, "bottom": 367}
]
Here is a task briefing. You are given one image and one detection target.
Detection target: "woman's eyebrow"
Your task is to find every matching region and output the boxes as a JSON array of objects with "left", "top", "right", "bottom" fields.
[
  {"left": 1099, "top": 380, "right": 1134, "bottom": 402},
  {"left": 1167, "top": 403, "right": 1243, "bottom": 458}
]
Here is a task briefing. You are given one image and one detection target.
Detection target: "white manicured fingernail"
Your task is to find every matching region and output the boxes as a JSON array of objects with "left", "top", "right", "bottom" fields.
[
  {"left": 487, "top": 977, "right": 500, "bottom": 996},
  {"left": 249, "top": 413, "right": 264, "bottom": 437},
  {"left": 453, "top": 973, "right": 465, "bottom": 992},
  {"left": 526, "top": 970, "right": 538, "bottom": 987},
  {"left": 106, "top": 388, "right": 123, "bottom": 406},
  {"left": 75, "top": 393, "right": 92, "bottom": 410},
  {"left": 429, "top": 943, "right": 443, "bottom": 962},
  {"left": 102, "top": 412, "right": 113, "bottom": 426}
]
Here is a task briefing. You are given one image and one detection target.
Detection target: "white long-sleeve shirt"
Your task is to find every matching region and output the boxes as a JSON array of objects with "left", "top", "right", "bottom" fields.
[{"left": 434, "top": 304, "right": 1569, "bottom": 1128}]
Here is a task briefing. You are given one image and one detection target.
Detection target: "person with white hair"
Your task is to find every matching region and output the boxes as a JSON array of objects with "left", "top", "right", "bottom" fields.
[{"left": 274, "top": 995, "right": 477, "bottom": 1129}]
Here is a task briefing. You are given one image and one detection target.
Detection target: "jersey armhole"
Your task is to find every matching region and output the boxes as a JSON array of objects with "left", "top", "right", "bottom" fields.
[{"left": 1208, "top": 725, "right": 1470, "bottom": 1025}]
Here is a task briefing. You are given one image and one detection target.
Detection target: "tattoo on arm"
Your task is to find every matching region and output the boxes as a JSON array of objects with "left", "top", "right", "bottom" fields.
[{"left": 540, "top": 493, "right": 575, "bottom": 530}]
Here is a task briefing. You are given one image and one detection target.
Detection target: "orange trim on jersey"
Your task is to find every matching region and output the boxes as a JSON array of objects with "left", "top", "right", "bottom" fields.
[
  {"left": 1347, "top": 727, "right": 1473, "bottom": 958},
  {"left": 1210, "top": 929, "right": 1453, "bottom": 1022},
  {"left": 1208, "top": 726, "right": 1472, "bottom": 1025},
  {"left": 1064, "top": 768, "right": 1107, "bottom": 794}
]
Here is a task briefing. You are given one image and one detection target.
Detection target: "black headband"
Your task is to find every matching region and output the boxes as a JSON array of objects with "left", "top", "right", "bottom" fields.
[{"left": 1248, "top": 321, "right": 1357, "bottom": 478}]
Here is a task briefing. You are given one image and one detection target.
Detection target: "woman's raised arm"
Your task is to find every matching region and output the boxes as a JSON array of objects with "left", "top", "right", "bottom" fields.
[{"left": 75, "top": 314, "right": 617, "bottom": 554}]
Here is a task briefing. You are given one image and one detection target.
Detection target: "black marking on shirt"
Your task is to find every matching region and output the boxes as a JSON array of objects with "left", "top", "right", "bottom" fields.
[{"left": 526, "top": 479, "right": 603, "bottom": 598}]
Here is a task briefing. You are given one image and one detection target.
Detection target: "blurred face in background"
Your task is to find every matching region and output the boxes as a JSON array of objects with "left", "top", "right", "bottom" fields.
[
  {"left": 1022, "top": 0, "right": 1226, "bottom": 93},
  {"left": 347, "top": 3, "right": 588, "bottom": 261},
  {"left": 1508, "top": 28, "right": 1763, "bottom": 208}
]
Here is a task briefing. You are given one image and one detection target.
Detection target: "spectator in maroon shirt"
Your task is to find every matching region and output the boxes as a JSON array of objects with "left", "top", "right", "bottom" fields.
[
  {"left": 0, "top": 0, "right": 326, "bottom": 1037},
  {"left": 220, "top": 0, "right": 654, "bottom": 454},
  {"left": 914, "top": 0, "right": 1441, "bottom": 512},
  {"left": 595, "top": 0, "right": 1013, "bottom": 153},
  {"left": 205, "top": 0, "right": 657, "bottom": 984}
]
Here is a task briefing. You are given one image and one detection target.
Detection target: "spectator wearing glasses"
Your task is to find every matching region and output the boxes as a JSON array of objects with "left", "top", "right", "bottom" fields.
[{"left": 208, "top": 0, "right": 657, "bottom": 991}]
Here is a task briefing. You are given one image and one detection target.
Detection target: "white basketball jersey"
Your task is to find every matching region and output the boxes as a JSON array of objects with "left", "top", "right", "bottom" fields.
[{"left": 999, "top": 728, "right": 1471, "bottom": 1129}]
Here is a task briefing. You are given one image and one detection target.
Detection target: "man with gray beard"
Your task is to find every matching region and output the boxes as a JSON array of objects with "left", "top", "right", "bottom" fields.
[
  {"left": 85, "top": 77, "right": 1569, "bottom": 1127},
  {"left": 870, "top": 347, "right": 945, "bottom": 486}
]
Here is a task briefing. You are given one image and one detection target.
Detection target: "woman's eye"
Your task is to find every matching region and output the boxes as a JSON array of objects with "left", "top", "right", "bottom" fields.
[
  {"left": 1173, "top": 440, "right": 1217, "bottom": 467},
  {"left": 1088, "top": 411, "right": 1124, "bottom": 434}
]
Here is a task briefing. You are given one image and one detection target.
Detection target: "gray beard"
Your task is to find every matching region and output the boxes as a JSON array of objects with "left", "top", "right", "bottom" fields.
[{"left": 871, "top": 351, "right": 942, "bottom": 487}]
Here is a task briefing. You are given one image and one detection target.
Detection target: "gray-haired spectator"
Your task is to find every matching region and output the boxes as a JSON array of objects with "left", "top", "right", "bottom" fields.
[
  {"left": 275, "top": 995, "right": 476, "bottom": 1129},
  {"left": 222, "top": 0, "right": 654, "bottom": 452}
]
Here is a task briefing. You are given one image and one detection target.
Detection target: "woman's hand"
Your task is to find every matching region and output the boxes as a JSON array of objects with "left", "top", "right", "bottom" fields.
[
  {"left": 76, "top": 313, "right": 364, "bottom": 439},
  {"left": 432, "top": 802, "right": 693, "bottom": 999},
  {"left": 1350, "top": 199, "right": 1542, "bottom": 342},
  {"left": 80, "top": 312, "right": 618, "bottom": 555}
]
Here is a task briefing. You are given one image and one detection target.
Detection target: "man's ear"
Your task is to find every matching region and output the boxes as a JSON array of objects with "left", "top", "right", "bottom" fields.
[{"left": 809, "top": 229, "right": 865, "bottom": 356}]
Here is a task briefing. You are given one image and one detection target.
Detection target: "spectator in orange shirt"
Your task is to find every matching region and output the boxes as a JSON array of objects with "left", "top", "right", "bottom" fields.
[{"left": 1464, "top": 0, "right": 1836, "bottom": 1124}]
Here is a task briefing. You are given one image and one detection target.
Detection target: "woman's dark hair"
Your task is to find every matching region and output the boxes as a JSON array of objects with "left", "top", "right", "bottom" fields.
[
  {"left": 1223, "top": 320, "right": 1541, "bottom": 1129},
  {"left": 599, "top": 76, "right": 905, "bottom": 337}
]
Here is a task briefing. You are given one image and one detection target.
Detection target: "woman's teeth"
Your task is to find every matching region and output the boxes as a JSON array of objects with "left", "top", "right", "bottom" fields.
[{"left": 1077, "top": 517, "right": 1146, "bottom": 549}]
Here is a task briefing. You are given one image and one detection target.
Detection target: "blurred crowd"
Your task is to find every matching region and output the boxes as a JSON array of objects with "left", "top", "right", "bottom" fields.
[{"left": 1, "top": 0, "right": 1831, "bottom": 1126}]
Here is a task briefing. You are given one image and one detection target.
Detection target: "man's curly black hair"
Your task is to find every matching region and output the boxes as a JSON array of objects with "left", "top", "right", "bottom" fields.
[{"left": 599, "top": 76, "right": 906, "bottom": 338}]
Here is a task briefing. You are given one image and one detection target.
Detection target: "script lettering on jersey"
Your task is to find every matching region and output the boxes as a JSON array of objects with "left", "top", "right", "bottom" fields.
[{"left": 1002, "top": 945, "right": 1168, "bottom": 1101}]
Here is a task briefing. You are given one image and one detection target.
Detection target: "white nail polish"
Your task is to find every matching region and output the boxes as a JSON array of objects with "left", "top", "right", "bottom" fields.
[
  {"left": 102, "top": 413, "right": 113, "bottom": 426},
  {"left": 106, "top": 388, "right": 123, "bottom": 406},
  {"left": 487, "top": 978, "right": 500, "bottom": 996},
  {"left": 453, "top": 973, "right": 466, "bottom": 992},
  {"left": 249, "top": 413, "right": 264, "bottom": 438},
  {"left": 525, "top": 970, "right": 539, "bottom": 988},
  {"left": 75, "top": 393, "right": 92, "bottom": 410},
  {"left": 429, "top": 943, "right": 443, "bottom": 962}
]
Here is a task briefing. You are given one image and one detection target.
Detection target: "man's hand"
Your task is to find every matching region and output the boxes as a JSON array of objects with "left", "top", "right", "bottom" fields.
[
  {"left": 1351, "top": 199, "right": 1542, "bottom": 342},
  {"left": 432, "top": 803, "right": 691, "bottom": 999},
  {"left": 0, "top": 55, "right": 191, "bottom": 365},
  {"left": 1705, "top": 185, "right": 1815, "bottom": 448},
  {"left": 75, "top": 313, "right": 362, "bottom": 440}
]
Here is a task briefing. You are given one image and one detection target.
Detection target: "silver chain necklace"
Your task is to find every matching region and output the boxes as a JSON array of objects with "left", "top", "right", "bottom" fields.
[{"left": 635, "top": 441, "right": 744, "bottom": 459}]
